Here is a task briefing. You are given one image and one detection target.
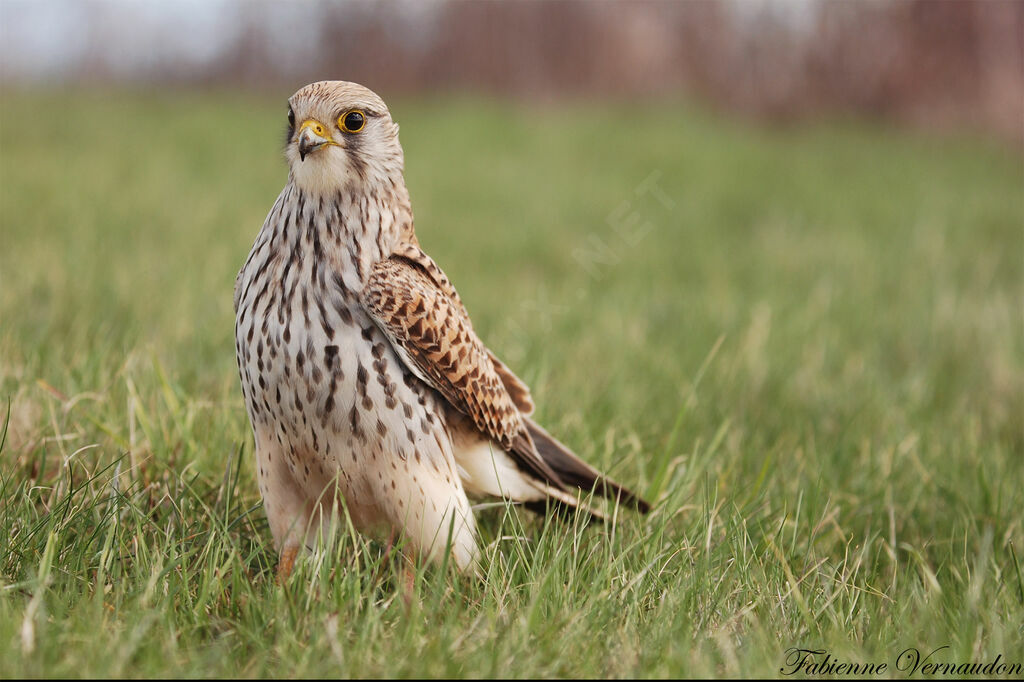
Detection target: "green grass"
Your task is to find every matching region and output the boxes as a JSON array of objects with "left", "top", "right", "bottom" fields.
[{"left": 1, "top": 88, "right": 1022, "bottom": 677}]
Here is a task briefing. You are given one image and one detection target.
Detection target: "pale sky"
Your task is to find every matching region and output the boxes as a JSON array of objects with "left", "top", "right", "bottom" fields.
[{"left": 0, "top": 0, "right": 819, "bottom": 83}]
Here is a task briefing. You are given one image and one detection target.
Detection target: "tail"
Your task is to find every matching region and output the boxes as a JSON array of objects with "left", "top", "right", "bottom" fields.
[{"left": 523, "top": 417, "right": 651, "bottom": 514}]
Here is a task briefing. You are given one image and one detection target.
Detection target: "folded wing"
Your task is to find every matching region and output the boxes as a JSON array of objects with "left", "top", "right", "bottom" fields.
[
  {"left": 362, "top": 247, "right": 562, "bottom": 489},
  {"left": 362, "top": 244, "right": 649, "bottom": 514}
]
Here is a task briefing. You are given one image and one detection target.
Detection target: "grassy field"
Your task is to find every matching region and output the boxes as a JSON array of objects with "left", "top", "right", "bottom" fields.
[{"left": 1, "top": 89, "right": 1022, "bottom": 678}]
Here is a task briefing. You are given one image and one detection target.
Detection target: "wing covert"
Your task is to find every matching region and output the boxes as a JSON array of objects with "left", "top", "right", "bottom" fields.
[
  {"left": 388, "top": 243, "right": 535, "bottom": 415},
  {"left": 361, "top": 248, "right": 559, "bottom": 486}
]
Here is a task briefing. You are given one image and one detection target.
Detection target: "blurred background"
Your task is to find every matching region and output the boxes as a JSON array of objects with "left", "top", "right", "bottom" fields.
[
  {"left": 1, "top": 0, "right": 1021, "bottom": 451},
  {"left": 2, "top": 0, "right": 1022, "bottom": 144}
]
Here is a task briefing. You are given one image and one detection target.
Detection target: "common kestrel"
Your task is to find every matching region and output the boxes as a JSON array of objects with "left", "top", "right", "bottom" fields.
[{"left": 234, "top": 81, "right": 648, "bottom": 577}]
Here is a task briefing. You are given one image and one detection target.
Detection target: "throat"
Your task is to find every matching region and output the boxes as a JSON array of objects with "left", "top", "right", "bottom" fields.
[{"left": 271, "top": 183, "right": 411, "bottom": 291}]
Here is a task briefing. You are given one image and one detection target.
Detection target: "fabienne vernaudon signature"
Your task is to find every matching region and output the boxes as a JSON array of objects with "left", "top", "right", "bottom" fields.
[{"left": 780, "top": 647, "right": 1022, "bottom": 677}]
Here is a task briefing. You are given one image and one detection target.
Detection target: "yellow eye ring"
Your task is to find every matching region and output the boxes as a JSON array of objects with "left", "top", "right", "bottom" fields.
[{"left": 339, "top": 110, "right": 366, "bottom": 133}]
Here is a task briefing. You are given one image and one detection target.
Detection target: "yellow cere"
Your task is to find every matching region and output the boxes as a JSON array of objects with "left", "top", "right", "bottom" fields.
[{"left": 299, "top": 119, "right": 334, "bottom": 140}]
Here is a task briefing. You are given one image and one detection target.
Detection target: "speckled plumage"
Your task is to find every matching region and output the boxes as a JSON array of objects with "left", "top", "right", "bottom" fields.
[{"left": 234, "top": 81, "right": 648, "bottom": 574}]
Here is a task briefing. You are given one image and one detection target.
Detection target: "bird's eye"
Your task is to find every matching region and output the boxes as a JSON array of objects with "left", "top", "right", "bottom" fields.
[
  {"left": 339, "top": 110, "right": 365, "bottom": 133},
  {"left": 287, "top": 107, "right": 295, "bottom": 128}
]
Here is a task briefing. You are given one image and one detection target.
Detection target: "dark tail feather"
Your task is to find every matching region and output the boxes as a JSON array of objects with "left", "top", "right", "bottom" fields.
[{"left": 525, "top": 417, "right": 651, "bottom": 513}]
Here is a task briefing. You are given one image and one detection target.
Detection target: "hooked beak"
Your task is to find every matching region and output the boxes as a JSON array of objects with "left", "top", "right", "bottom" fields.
[{"left": 297, "top": 119, "right": 335, "bottom": 161}]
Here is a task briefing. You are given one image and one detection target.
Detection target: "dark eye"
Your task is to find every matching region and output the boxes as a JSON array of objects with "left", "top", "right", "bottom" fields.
[
  {"left": 339, "top": 110, "right": 365, "bottom": 133},
  {"left": 287, "top": 107, "right": 295, "bottom": 128}
]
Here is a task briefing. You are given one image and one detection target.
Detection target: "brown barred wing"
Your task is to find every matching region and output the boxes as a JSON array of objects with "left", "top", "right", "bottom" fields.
[
  {"left": 362, "top": 254, "right": 562, "bottom": 488},
  {"left": 389, "top": 242, "right": 535, "bottom": 416}
]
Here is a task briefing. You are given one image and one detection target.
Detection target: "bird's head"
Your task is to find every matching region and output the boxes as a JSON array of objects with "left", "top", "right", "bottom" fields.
[{"left": 284, "top": 81, "right": 404, "bottom": 196}]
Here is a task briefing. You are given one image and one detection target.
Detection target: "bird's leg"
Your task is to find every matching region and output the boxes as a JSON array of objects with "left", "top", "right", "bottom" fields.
[
  {"left": 399, "top": 548, "right": 418, "bottom": 610},
  {"left": 254, "top": 428, "right": 313, "bottom": 586},
  {"left": 374, "top": 527, "right": 399, "bottom": 586},
  {"left": 381, "top": 527, "right": 397, "bottom": 564},
  {"left": 277, "top": 544, "right": 300, "bottom": 584},
  {"left": 380, "top": 529, "right": 416, "bottom": 607}
]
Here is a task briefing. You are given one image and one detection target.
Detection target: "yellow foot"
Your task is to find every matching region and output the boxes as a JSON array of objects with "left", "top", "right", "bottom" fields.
[
  {"left": 277, "top": 545, "right": 299, "bottom": 585},
  {"left": 400, "top": 551, "right": 418, "bottom": 610}
]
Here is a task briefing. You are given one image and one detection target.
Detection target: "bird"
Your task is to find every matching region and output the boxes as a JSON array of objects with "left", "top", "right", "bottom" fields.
[{"left": 233, "top": 81, "right": 649, "bottom": 579}]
